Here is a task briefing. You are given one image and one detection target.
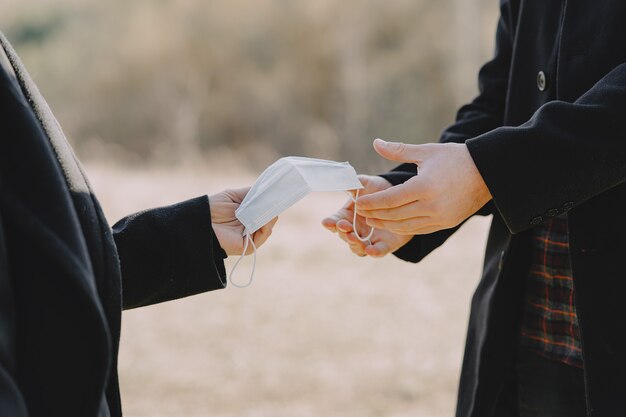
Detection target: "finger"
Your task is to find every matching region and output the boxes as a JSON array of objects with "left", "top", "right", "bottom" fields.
[
  {"left": 336, "top": 219, "right": 354, "bottom": 233},
  {"left": 322, "top": 207, "right": 351, "bottom": 231},
  {"left": 356, "top": 181, "right": 420, "bottom": 211},
  {"left": 349, "top": 241, "right": 367, "bottom": 257},
  {"left": 340, "top": 220, "right": 372, "bottom": 242},
  {"left": 345, "top": 231, "right": 368, "bottom": 246},
  {"left": 338, "top": 213, "right": 374, "bottom": 239},
  {"left": 322, "top": 198, "right": 355, "bottom": 231},
  {"left": 226, "top": 187, "right": 252, "bottom": 204},
  {"left": 358, "top": 174, "right": 392, "bottom": 194},
  {"left": 342, "top": 198, "right": 356, "bottom": 211},
  {"left": 373, "top": 138, "right": 426, "bottom": 164},
  {"left": 365, "top": 241, "right": 391, "bottom": 258},
  {"left": 322, "top": 216, "right": 339, "bottom": 232},
  {"left": 366, "top": 216, "right": 432, "bottom": 235},
  {"left": 251, "top": 230, "right": 270, "bottom": 250},
  {"left": 338, "top": 227, "right": 369, "bottom": 249},
  {"left": 350, "top": 175, "right": 374, "bottom": 199},
  {"left": 336, "top": 232, "right": 350, "bottom": 244},
  {"left": 335, "top": 229, "right": 366, "bottom": 256},
  {"left": 252, "top": 217, "right": 278, "bottom": 248},
  {"left": 258, "top": 217, "right": 278, "bottom": 234},
  {"left": 357, "top": 200, "right": 430, "bottom": 221}
]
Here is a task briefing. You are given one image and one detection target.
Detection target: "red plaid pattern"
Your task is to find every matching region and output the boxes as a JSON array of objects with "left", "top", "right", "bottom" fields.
[{"left": 519, "top": 215, "right": 583, "bottom": 368}]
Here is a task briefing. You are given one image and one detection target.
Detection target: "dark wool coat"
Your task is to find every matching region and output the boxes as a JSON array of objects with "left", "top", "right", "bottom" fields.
[
  {"left": 381, "top": 1, "right": 626, "bottom": 416},
  {"left": 0, "top": 33, "right": 227, "bottom": 417}
]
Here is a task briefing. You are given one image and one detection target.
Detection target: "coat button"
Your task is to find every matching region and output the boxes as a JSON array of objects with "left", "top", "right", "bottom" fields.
[
  {"left": 546, "top": 208, "right": 559, "bottom": 218},
  {"left": 537, "top": 71, "right": 547, "bottom": 91},
  {"left": 562, "top": 201, "right": 575, "bottom": 211},
  {"left": 530, "top": 216, "right": 543, "bottom": 226}
]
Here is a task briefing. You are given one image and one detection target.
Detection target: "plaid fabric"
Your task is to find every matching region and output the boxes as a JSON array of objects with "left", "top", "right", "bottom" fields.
[{"left": 519, "top": 215, "right": 583, "bottom": 368}]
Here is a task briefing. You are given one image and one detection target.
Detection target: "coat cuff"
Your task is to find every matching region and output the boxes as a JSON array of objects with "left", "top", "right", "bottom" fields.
[{"left": 115, "top": 195, "right": 227, "bottom": 310}]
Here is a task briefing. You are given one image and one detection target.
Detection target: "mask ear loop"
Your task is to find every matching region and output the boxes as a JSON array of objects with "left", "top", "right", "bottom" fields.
[
  {"left": 352, "top": 189, "right": 375, "bottom": 244},
  {"left": 229, "top": 232, "right": 257, "bottom": 288}
]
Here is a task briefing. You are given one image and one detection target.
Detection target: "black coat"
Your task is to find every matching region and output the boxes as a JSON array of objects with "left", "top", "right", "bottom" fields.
[
  {"left": 0, "top": 33, "right": 227, "bottom": 416},
  {"left": 381, "top": 1, "right": 626, "bottom": 416}
]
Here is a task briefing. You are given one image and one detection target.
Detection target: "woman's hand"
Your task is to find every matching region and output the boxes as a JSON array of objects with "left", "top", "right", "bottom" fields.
[{"left": 209, "top": 187, "right": 277, "bottom": 256}]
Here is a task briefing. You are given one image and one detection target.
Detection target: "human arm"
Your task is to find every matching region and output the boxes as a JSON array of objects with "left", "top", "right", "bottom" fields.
[
  {"left": 464, "top": 66, "right": 626, "bottom": 233},
  {"left": 323, "top": 0, "right": 515, "bottom": 259},
  {"left": 115, "top": 190, "right": 276, "bottom": 310},
  {"left": 368, "top": 0, "right": 516, "bottom": 221},
  {"left": 360, "top": 62, "right": 626, "bottom": 235},
  {"left": 360, "top": 0, "right": 626, "bottom": 235},
  {"left": 325, "top": 53, "right": 508, "bottom": 255}
]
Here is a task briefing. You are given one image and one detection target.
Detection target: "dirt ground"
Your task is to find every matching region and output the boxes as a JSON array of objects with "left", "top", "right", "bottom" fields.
[{"left": 85, "top": 163, "right": 491, "bottom": 417}]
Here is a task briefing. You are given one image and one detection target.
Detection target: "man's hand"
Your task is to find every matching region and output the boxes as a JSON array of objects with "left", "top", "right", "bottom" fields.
[
  {"left": 209, "top": 187, "right": 277, "bottom": 256},
  {"left": 322, "top": 175, "right": 413, "bottom": 257},
  {"left": 356, "top": 139, "right": 492, "bottom": 235}
]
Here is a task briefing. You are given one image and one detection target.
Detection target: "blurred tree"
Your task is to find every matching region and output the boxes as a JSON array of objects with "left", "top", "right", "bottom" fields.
[{"left": 0, "top": 0, "right": 497, "bottom": 171}]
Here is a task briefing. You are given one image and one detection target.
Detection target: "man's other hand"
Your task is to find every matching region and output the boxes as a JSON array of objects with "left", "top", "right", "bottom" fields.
[{"left": 322, "top": 175, "right": 412, "bottom": 257}]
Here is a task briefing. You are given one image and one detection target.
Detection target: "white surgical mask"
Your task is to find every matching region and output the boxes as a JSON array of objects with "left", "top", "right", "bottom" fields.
[{"left": 230, "top": 156, "right": 374, "bottom": 288}]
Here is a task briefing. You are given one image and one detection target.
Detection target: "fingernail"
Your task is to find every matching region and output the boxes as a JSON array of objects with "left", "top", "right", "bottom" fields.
[{"left": 374, "top": 138, "right": 386, "bottom": 146}]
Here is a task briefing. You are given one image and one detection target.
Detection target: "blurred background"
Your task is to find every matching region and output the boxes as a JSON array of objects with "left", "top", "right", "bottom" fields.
[{"left": 1, "top": 0, "right": 498, "bottom": 416}]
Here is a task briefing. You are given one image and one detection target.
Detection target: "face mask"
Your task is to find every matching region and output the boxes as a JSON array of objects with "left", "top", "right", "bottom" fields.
[{"left": 230, "top": 156, "right": 374, "bottom": 288}]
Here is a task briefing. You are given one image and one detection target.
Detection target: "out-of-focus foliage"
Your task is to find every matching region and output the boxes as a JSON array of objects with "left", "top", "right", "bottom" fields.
[{"left": 1, "top": 0, "right": 497, "bottom": 170}]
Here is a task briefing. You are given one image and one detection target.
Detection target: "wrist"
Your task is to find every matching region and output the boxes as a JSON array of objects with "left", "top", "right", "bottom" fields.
[{"left": 463, "top": 143, "right": 492, "bottom": 207}]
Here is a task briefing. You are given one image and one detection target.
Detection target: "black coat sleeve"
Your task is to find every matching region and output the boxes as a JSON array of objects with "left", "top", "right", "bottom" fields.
[
  {"left": 378, "top": 0, "right": 515, "bottom": 262},
  {"left": 0, "top": 205, "right": 29, "bottom": 416},
  {"left": 466, "top": 62, "right": 626, "bottom": 233},
  {"left": 113, "top": 195, "right": 227, "bottom": 310}
]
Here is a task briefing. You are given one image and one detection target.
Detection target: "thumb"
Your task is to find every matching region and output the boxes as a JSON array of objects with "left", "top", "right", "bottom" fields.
[
  {"left": 373, "top": 138, "right": 422, "bottom": 163},
  {"left": 357, "top": 174, "right": 376, "bottom": 188}
]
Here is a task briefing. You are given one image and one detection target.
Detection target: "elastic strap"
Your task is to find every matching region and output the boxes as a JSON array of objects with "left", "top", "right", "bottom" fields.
[
  {"left": 229, "top": 232, "right": 257, "bottom": 288},
  {"left": 352, "top": 189, "right": 375, "bottom": 243}
]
